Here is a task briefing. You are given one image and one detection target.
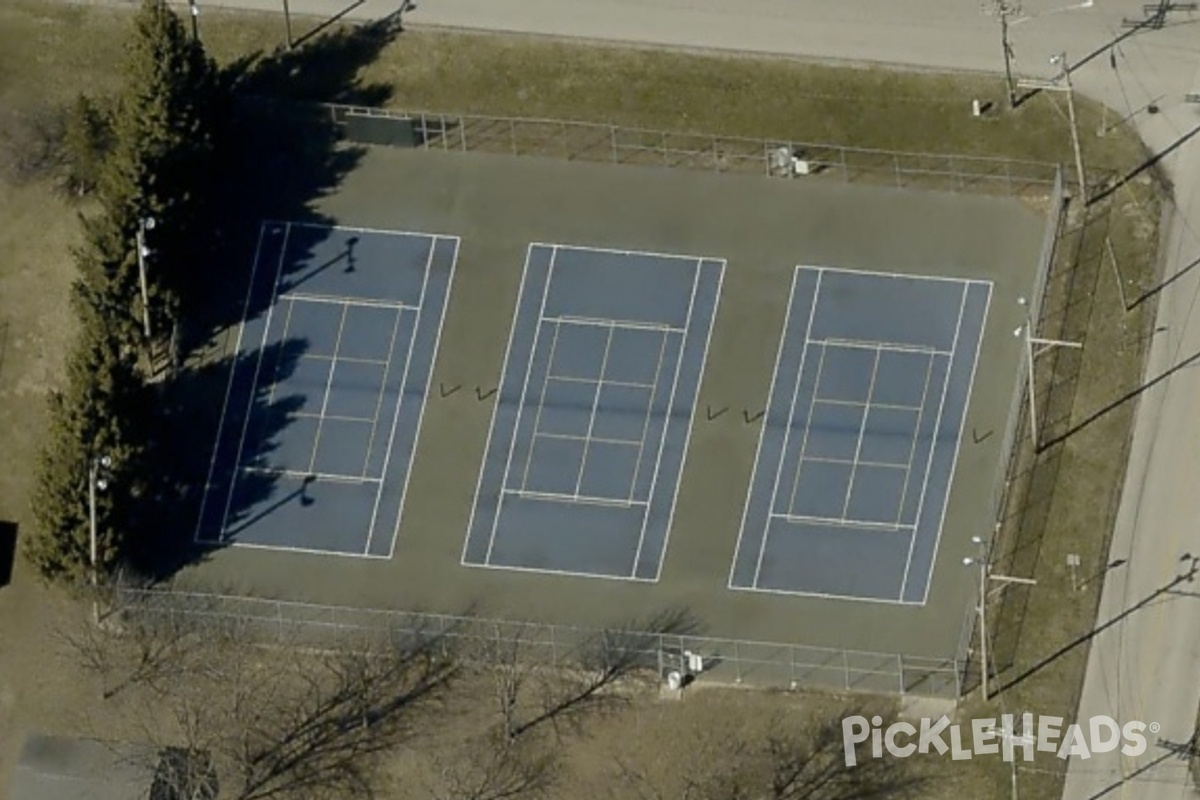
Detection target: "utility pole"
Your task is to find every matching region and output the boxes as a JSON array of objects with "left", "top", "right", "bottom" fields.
[
  {"left": 996, "top": 1, "right": 1020, "bottom": 108},
  {"left": 136, "top": 217, "right": 156, "bottom": 343},
  {"left": 963, "top": 535, "right": 1037, "bottom": 701},
  {"left": 282, "top": 0, "right": 294, "bottom": 49},
  {"left": 1018, "top": 55, "right": 1087, "bottom": 201}
]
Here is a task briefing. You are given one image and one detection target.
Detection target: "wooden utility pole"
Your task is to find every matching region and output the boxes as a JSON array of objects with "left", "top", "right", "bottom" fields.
[{"left": 1017, "top": 54, "right": 1088, "bottom": 202}]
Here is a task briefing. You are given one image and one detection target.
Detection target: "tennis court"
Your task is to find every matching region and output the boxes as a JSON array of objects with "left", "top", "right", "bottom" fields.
[
  {"left": 462, "top": 244, "right": 724, "bottom": 580},
  {"left": 728, "top": 266, "right": 990, "bottom": 603},
  {"left": 194, "top": 221, "right": 457, "bottom": 557}
]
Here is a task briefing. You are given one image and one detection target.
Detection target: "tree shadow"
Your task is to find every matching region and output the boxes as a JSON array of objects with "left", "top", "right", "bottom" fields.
[{"left": 127, "top": 336, "right": 308, "bottom": 580}]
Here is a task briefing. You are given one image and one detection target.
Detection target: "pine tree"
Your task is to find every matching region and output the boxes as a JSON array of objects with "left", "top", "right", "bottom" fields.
[
  {"left": 25, "top": 302, "right": 149, "bottom": 582},
  {"left": 94, "top": 0, "right": 219, "bottom": 346}
]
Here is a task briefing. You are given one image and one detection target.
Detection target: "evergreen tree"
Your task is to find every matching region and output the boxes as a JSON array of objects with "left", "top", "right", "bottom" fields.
[
  {"left": 26, "top": 302, "right": 149, "bottom": 582},
  {"left": 94, "top": 0, "right": 219, "bottom": 346}
]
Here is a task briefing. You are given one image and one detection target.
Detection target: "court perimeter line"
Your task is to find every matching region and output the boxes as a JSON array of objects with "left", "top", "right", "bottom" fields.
[
  {"left": 653, "top": 259, "right": 726, "bottom": 582},
  {"left": 731, "top": 581, "right": 919, "bottom": 605},
  {"left": 461, "top": 557, "right": 657, "bottom": 584},
  {"left": 632, "top": 257, "right": 702, "bottom": 577},
  {"left": 385, "top": 235, "right": 461, "bottom": 560},
  {"left": 364, "top": 236, "right": 437, "bottom": 556},
  {"left": 288, "top": 220, "right": 453, "bottom": 240},
  {"left": 194, "top": 224, "right": 269, "bottom": 544},
  {"left": 914, "top": 282, "right": 992, "bottom": 605},
  {"left": 753, "top": 268, "right": 823, "bottom": 588},
  {"left": 359, "top": 306, "right": 405, "bottom": 481},
  {"left": 728, "top": 266, "right": 801, "bottom": 590},
  {"left": 217, "top": 222, "right": 292, "bottom": 539},
  {"left": 891, "top": 352, "right": 937, "bottom": 528},
  {"left": 527, "top": 240, "right": 718, "bottom": 264},
  {"left": 899, "top": 281, "right": 969, "bottom": 600},
  {"left": 485, "top": 245, "right": 559, "bottom": 565},
  {"left": 811, "top": 264, "right": 992, "bottom": 288},
  {"left": 462, "top": 244, "right": 538, "bottom": 567},
  {"left": 219, "top": 539, "right": 392, "bottom": 560}
]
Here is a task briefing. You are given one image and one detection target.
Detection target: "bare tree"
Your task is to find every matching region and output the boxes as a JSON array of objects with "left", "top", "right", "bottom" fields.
[{"left": 427, "top": 731, "right": 558, "bottom": 800}]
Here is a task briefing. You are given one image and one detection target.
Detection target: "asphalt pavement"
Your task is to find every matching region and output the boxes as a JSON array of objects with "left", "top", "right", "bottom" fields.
[{"left": 190, "top": 0, "right": 1200, "bottom": 794}]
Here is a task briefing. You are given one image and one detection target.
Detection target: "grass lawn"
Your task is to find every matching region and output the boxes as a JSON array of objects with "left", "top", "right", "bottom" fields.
[{"left": 0, "top": 2, "right": 1165, "bottom": 798}]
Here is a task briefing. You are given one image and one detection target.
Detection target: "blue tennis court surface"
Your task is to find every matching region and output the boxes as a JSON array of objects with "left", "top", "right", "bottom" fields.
[
  {"left": 463, "top": 244, "right": 724, "bottom": 580},
  {"left": 729, "top": 266, "right": 990, "bottom": 603},
  {"left": 194, "top": 222, "right": 457, "bottom": 557}
]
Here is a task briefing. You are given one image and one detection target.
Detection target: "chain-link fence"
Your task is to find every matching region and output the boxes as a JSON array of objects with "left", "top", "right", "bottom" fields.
[
  {"left": 113, "top": 587, "right": 965, "bottom": 698},
  {"left": 318, "top": 103, "right": 1059, "bottom": 196}
]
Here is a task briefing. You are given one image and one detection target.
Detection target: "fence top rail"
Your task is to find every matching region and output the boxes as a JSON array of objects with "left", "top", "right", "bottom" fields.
[
  {"left": 307, "top": 100, "right": 1058, "bottom": 175},
  {"left": 116, "top": 587, "right": 958, "bottom": 671}
]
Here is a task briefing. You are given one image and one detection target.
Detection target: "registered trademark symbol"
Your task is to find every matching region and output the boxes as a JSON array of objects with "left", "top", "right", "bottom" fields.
[{"left": 1150, "top": 722, "right": 1161, "bottom": 733}]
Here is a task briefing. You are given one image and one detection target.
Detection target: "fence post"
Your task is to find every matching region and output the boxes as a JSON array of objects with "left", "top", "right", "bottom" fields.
[
  {"left": 660, "top": 130, "right": 668, "bottom": 166},
  {"left": 839, "top": 146, "right": 849, "bottom": 182},
  {"left": 610, "top": 125, "right": 618, "bottom": 164},
  {"left": 559, "top": 121, "right": 567, "bottom": 158},
  {"left": 843, "top": 650, "right": 852, "bottom": 691},
  {"left": 893, "top": 153, "right": 902, "bottom": 187},
  {"left": 509, "top": 118, "right": 517, "bottom": 156},
  {"left": 734, "top": 641, "right": 743, "bottom": 683},
  {"left": 897, "top": 654, "right": 905, "bottom": 695}
]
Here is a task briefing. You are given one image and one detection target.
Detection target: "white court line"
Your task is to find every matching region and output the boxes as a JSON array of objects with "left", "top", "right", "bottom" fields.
[
  {"left": 574, "top": 324, "right": 616, "bottom": 496},
  {"left": 288, "top": 220, "right": 453, "bottom": 240},
  {"left": 753, "top": 269, "right": 823, "bottom": 588},
  {"left": 625, "top": 329, "right": 670, "bottom": 505},
  {"left": 460, "top": 557, "right": 656, "bottom": 584},
  {"left": 784, "top": 342, "right": 832, "bottom": 522},
  {"left": 240, "top": 466, "right": 381, "bottom": 484},
  {"left": 817, "top": 338, "right": 950, "bottom": 357},
  {"left": 653, "top": 259, "right": 725, "bottom": 581},
  {"left": 306, "top": 303, "right": 350, "bottom": 474},
  {"left": 771, "top": 512, "right": 913, "bottom": 531},
  {"left": 898, "top": 281, "right": 969, "bottom": 600},
  {"left": 631, "top": 257, "right": 703, "bottom": 577},
  {"left": 840, "top": 347, "right": 883, "bottom": 519},
  {"left": 359, "top": 306, "right": 405, "bottom": 481},
  {"left": 386, "top": 235, "right": 461, "bottom": 559},
  {"left": 913, "top": 282, "right": 992, "bottom": 605},
  {"left": 484, "top": 246, "right": 559, "bottom": 565},
  {"left": 282, "top": 292, "right": 417, "bottom": 312},
  {"left": 304, "top": 353, "right": 390, "bottom": 366},
  {"left": 813, "top": 397, "right": 924, "bottom": 413},
  {"left": 800, "top": 263, "right": 992, "bottom": 288},
  {"left": 548, "top": 314, "right": 684, "bottom": 334},
  {"left": 263, "top": 295, "right": 299, "bottom": 409},
  {"left": 194, "top": 224, "right": 270, "bottom": 544},
  {"left": 535, "top": 431, "right": 643, "bottom": 448},
  {"left": 728, "top": 266, "right": 801, "bottom": 590},
  {"left": 462, "top": 244, "right": 539, "bottom": 567},
  {"left": 518, "top": 318, "right": 564, "bottom": 492},
  {"left": 728, "top": 581, "right": 920, "bottom": 606},
  {"left": 802, "top": 455, "right": 910, "bottom": 470},
  {"left": 528, "top": 239, "right": 718, "bottom": 264},
  {"left": 218, "top": 223, "right": 292, "bottom": 538},
  {"left": 504, "top": 488, "right": 643, "bottom": 508},
  {"left": 549, "top": 374, "right": 656, "bottom": 392},
  {"left": 292, "top": 412, "right": 375, "bottom": 424},
  {"left": 891, "top": 352, "right": 937, "bottom": 528},
  {"left": 363, "top": 236, "right": 437, "bottom": 556}
]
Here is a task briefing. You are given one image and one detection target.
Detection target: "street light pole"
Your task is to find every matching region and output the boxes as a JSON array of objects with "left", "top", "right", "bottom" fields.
[
  {"left": 1055, "top": 53, "right": 1089, "bottom": 202},
  {"left": 136, "top": 217, "right": 155, "bottom": 343},
  {"left": 963, "top": 535, "right": 1037, "bottom": 701},
  {"left": 88, "top": 455, "right": 111, "bottom": 624},
  {"left": 282, "top": 0, "right": 294, "bottom": 49},
  {"left": 188, "top": 0, "right": 199, "bottom": 41}
]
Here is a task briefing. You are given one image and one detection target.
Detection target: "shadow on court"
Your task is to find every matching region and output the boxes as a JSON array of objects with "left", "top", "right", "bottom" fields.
[
  {"left": 178, "top": 10, "right": 408, "bottom": 352},
  {"left": 130, "top": 12, "right": 412, "bottom": 578},
  {"left": 127, "top": 337, "right": 309, "bottom": 580}
]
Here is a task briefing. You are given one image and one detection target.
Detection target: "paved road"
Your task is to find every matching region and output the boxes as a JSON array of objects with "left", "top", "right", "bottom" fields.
[{"left": 201, "top": 0, "right": 1198, "bottom": 794}]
